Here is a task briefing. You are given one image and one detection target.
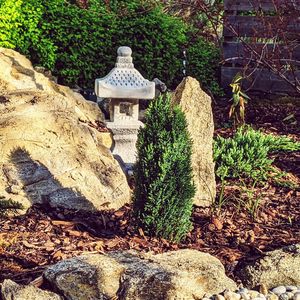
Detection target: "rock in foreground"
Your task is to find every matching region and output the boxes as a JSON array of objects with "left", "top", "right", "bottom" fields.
[
  {"left": 172, "top": 77, "right": 216, "bottom": 207},
  {"left": 0, "top": 48, "right": 131, "bottom": 212},
  {"left": 237, "top": 244, "right": 300, "bottom": 289},
  {"left": 1, "top": 279, "right": 62, "bottom": 300},
  {"left": 44, "top": 249, "right": 237, "bottom": 300}
]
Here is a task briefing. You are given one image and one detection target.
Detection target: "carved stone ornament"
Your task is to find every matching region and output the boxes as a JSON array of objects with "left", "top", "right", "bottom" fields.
[{"left": 95, "top": 46, "right": 155, "bottom": 99}]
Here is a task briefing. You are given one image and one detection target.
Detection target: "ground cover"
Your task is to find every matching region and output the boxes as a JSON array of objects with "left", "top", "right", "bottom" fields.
[{"left": 0, "top": 99, "right": 299, "bottom": 287}]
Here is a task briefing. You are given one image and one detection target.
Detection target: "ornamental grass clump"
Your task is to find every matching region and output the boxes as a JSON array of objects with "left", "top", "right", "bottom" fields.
[{"left": 133, "top": 94, "right": 195, "bottom": 242}]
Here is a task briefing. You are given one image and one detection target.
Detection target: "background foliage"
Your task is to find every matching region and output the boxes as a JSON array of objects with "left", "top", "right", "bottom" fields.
[{"left": 0, "top": 0, "right": 221, "bottom": 93}]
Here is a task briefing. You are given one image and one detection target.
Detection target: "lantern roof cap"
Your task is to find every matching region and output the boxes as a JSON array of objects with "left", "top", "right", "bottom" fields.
[{"left": 95, "top": 46, "right": 155, "bottom": 99}]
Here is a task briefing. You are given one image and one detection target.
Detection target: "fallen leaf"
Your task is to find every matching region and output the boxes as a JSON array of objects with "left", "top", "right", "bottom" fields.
[
  {"left": 212, "top": 217, "right": 223, "bottom": 230},
  {"left": 22, "top": 241, "right": 38, "bottom": 249},
  {"left": 52, "top": 220, "right": 76, "bottom": 227},
  {"left": 67, "top": 230, "right": 82, "bottom": 237},
  {"left": 52, "top": 250, "right": 63, "bottom": 259}
]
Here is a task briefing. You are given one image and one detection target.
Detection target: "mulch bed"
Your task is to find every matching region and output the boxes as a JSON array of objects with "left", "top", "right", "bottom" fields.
[{"left": 0, "top": 99, "right": 299, "bottom": 286}]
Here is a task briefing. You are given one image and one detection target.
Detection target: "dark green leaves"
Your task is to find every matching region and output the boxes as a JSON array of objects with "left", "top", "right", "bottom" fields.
[
  {"left": 214, "top": 126, "right": 300, "bottom": 181},
  {"left": 134, "top": 94, "right": 195, "bottom": 242}
]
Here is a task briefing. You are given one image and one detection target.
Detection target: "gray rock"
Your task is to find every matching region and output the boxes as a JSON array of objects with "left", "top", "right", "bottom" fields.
[
  {"left": 273, "top": 287, "right": 287, "bottom": 295},
  {"left": 293, "top": 293, "right": 300, "bottom": 300},
  {"left": 0, "top": 279, "right": 62, "bottom": 300},
  {"left": 237, "top": 244, "right": 300, "bottom": 289},
  {"left": 153, "top": 78, "right": 168, "bottom": 97},
  {"left": 249, "top": 291, "right": 260, "bottom": 298},
  {"left": 287, "top": 293, "right": 295, "bottom": 299},
  {"left": 172, "top": 77, "right": 216, "bottom": 206},
  {"left": 239, "top": 292, "right": 250, "bottom": 300},
  {"left": 279, "top": 293, "right": 290, "bottom": 300},
  {"left": 44, "top": 249, "right": 237, "bottom": 300},
  {"left": 224, "top": 290, "right": 241, "bottom": 300},
  {"left": 238, "top": 288, "right": 249, "bottom": 294}
]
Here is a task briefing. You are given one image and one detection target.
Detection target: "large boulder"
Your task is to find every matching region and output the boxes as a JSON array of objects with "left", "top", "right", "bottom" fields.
[
  {"left": 0, "top": 48, "right": 131, "bottom": 212},
  {"left": 236, "top": 244, "right": 300, "bottom": 289},
  {"left": 172, "top": 77, "right": 216, "bottom": 207},
  {"left": 44, "top": 249, "right": 237, "bottom": 300},
  {"left": 1, "top": 279, "right": 62, "bottom": 300}
]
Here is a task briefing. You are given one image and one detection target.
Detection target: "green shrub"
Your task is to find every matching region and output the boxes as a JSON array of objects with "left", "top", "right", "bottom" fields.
[
  {"left": 214, "top": 126, "right": 300, "bottom": 181},
  {"left": 110, "top": 4, "right": 187, "bottom": 89},
  {"left": 0, "top": 0, "right": 222, "bottom": 93},
  {"left": 0, "top": 0, "right": 56, "bottom": 69},
  {"left": 134, "top": 94, "right": 195, "bottom": 242},
  {"left": 42, "top": 0, "right": 117, "bottom": 87},
  {"left": 187, "top": 35, "right": 223, "bottom": 95}
]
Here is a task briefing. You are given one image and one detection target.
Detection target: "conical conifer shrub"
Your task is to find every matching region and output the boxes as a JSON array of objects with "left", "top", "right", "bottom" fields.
[{"left": 134, "top": 93, "right": 195, "bottom": 242}]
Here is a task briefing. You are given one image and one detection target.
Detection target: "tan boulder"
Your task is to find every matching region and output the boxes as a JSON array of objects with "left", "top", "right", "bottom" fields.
[
  {"left": 1, "top": 279, "right": 62, "bottom": 300},
  {"left": 172, "top": 77, "right": 216, "bottom": 206},
  {"left": 236, "top": 244, "right": 300, "bottom": 289},
  {"left": 0, "top": 48, "right": 131, "bottom": 212},
  {"left": 44, "top": 249, "right": 237, "bottom": 300}
]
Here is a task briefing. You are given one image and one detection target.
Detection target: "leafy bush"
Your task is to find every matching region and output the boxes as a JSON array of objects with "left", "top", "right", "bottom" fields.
[
  {"left": 187, "top": 35, "right": 223, "bottom": 95},
  {"left": 134, "top": 94, "right": 195, "bottom": 242},
  {"left": 214, "top": 126, "right": 300, "bottom": 181},
  {"left": 0, "top": 0, "right": 56, "bottom": 69},
  {"left": 41, "top": 0, "right": 116, "bottom": 87},
  {"left": 0, "top": 0, "right": 222, "bottom": 93},
  {"left": 109, "top": 3, "right": 187, "bottom": 89}
]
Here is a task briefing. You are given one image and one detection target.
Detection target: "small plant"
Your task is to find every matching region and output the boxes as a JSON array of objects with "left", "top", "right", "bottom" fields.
[
  {"left": 133, "top": 94, "right": 195, "bottom": 242},
  {"left": 214, "top": 126, "right": 300, "bottom": 181},
  {"left": 229, "top": 73, "right": 250, "bottom": 126},
  {"left": 238, "top": 180, "right": 262, "bottom": 219},
  {"left": 0, "top": 197, "right": 24, "bottom": 217},
  {"left": 214, "top": 175, "right": 229, "bottom": 215},
  {"left": 186, "top": 35, "right": 223, "bottom": 96}
]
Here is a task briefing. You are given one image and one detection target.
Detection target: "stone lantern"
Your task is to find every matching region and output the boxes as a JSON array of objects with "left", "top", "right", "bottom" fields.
[{"left": 95, "top": 46, "right": 155, "bottom": 170}]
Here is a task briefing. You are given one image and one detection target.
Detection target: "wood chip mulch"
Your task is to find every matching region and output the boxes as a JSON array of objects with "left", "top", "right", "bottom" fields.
[
  {"left": 0, "top": 99, "right": 299, "bottom": 286},
  {"left": 0, "top": 181, "right": 299, "bottom": 286}
]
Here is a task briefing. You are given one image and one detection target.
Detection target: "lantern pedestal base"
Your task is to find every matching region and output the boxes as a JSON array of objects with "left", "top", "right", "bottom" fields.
[{"left": 107, "top": 121, "right": 143, "bottom": 172}]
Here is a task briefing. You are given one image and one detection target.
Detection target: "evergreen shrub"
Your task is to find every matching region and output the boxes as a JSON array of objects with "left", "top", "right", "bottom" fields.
[
  {"left": 187, "top": 35, "right": 223, "bottom": 96},
  {"left": 134, "top": 94, "right": 195, "bottom": 242},
  {"left": 0, "top": 0, "right": 221, "bottom": 93},
  {"left": 0, "top": 0, "right": 56, "bottom": 69},
  {"left": 214, "top": 126, "right": 300, "bottom": 181}
]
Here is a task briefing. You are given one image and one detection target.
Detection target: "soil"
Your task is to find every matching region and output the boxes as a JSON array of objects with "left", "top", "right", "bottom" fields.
[{"left": 0, "top": 99, "right": 299, "bottom": 286}]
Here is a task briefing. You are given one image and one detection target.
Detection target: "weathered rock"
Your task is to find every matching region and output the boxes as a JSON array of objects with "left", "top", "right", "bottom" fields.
[
  {"left": 44, "top": 249, "right": 237, "bottom": 300},
  {"left": 294, "top": 293, "right": 300, "bottom": 300},
  {"left": 273, "top": 287, "right": 287, "bottom": 295},
  {"left": 237, "top": 244, "right": 300, "bottom": 289},
  {"left": 172, "top": 77, "right": 216, "bottom": 206},
  {"left": 0, "top": 48, "right": 131, "bottom": 212},
  {"left": 224, "top": 290, "right": 241, "bottom": 300},
  {"left": 1, "top": 279, "right": 62, "bottom": 300}
]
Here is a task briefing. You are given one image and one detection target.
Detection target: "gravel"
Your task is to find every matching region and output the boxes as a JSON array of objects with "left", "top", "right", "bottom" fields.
[{"left": 203, "top": 285, "right": 300, "bottom": 300}]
